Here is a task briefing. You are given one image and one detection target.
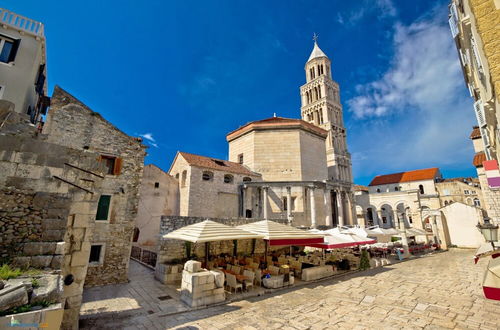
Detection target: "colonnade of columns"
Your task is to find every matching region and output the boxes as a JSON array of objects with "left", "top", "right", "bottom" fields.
[{"left": 242, "top": 184, "right": 355, "bottom": 229}]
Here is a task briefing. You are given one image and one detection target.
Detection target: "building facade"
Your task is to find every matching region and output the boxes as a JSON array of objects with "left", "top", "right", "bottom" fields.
[
  {"left": 449, "top": 0, "right": 500, "bottom": 229},
  {"left": 435, "top": 176, "right": 484, "bottom": 207},
  {"left": 0, "top": 8, "right": 48, "bottom": 124},
  {"left": 134, "top": 164, "right": 179, "bottom": 247},
  {"left": 43, "top": 86, "right": 147, "bottom": 287}
]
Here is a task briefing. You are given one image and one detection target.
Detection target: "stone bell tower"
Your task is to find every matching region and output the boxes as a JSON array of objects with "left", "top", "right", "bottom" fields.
[{"left": 299, "top": 36, "right": 353, "bottom": 184}]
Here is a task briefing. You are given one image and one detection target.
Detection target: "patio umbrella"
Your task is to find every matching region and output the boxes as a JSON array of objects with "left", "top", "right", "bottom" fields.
[
  {"left": 238, "top": 220, "right": 324, "bottom": 267},
  {"left": 163, "top": 220, "right": 264, "bottom": 266},
  {"left": 483, "top": 256, "right": 500, "bottom": 301},
  {"left": 237, "top": 220, "right": 324, "bottom": 246},
  {"left": 474, "top": 242, "right": 500, "bottom": 264}
]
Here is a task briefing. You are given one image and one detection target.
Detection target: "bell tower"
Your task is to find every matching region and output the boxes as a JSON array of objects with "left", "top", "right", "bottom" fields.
[{"left": 300, "top": 36, "right": 353, "bottom": 183}]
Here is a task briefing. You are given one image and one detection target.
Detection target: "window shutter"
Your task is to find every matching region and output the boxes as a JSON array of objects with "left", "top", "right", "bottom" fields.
[
  {"left": 470, "top": 37, "right": 483, "bottom": 73},
  {"left": 7, "top": 39, "right": 20, "bottom": 63},
  {"left": 481, "top": 127, "right": 490, "bottom": 147},
  {"left": 474, "top": 100, "right": 486, "bottom": 127},
  {"left": 113, "top": 157, "right": 122, "bottom": 175}
]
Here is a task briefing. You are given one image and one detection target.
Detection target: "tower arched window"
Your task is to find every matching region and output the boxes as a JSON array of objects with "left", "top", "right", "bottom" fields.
[
  {"left": 318, "top": 86, "right": 322, "bottom": 98},
  {"left": 419, "top": 185, "right": 424, "bottom": 194}
]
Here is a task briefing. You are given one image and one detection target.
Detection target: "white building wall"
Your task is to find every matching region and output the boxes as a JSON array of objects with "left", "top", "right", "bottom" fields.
[{"left": 440, "top": 202, "right": 485, "bottom": 248}]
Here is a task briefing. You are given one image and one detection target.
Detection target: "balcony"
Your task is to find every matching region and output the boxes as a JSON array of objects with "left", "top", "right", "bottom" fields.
[{"left": 0, "top": 8, "right": 44, "bottom": 38}]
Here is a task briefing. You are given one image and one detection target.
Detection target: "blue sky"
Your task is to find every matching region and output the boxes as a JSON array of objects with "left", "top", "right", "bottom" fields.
[{"left": 2, "top": 0, "right": 477, "bottom": 185}]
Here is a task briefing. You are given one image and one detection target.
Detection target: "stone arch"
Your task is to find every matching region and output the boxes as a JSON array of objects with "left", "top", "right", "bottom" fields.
[{"left": 378, "top": 203, "right": 394, "bottom": 228}]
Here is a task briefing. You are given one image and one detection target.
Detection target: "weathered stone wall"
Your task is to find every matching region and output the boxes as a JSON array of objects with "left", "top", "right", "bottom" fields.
[
  {"left": 158, "top": 216, "right": 288, "bottom": 264},
  {"left": 43, "top": 87, "right": 147, "bottom": 287},
  {"left": 0, "top": 187, "right": 69, "bottom": 268},
  {"left": 0, "top": 113, "right": 104, "bottom": 329}
]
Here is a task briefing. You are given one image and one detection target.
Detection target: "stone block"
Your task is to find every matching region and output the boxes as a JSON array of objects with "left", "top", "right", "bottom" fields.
[
  {"left": 31, "top": 275, "right": 63, "bottom": 304},
  {"left": 210, "top": 270, "right": 225, "bottom": 288},
  {"left": 184, "top": 260, "right": 201, "bottom": 273},
  {"left": 51, "top": 255, "right": 63, "bottom": 269},
  {"left": 55, "top": 242, "right": 66, "bottom": 255},
  {"left": 11, "top": 257, "right": 30, "bottom": 269},
  {"left": 30, "top": 256, "right": 53, "bottom": 268},
  {"left": 42, "top": 229, "right": 64, "bottom": 241},
  {"left": 0, "top": 284, "right": 29, "bottom": 312},
  {"left": 301, "top": 266, "right": 334, "bottom": 281},
  {"left": 23, "top": 242, "right": 57, "bottom": 256},
  {"left": 71, "top": 250, "right": 90, "bottom": 267}
]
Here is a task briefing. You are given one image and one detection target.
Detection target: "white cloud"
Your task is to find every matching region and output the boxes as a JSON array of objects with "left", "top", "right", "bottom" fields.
[
  {"left": 139, "top": 133, "right": 159, "bottom": 148},
  {"left": 337, "top": 0, "right": 396, "bottom": 26},
  {"left": 346, "top": 12, "right": 476, "bottom": 179},
  {"left": 139, "top": 133, "right": 155, "bottom": 142}
]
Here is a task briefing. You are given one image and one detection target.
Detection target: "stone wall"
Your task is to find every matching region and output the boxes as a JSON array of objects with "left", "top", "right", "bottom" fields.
[
  {"left": 43, "top": 86, "right": 147, "bottom": 287},
  {"left": 477, "top": 167, "right": 500, "bottom": 227},
  {"left": 157, "top": 216, "right": 288, "bottom": 264},
  {"left": 0, "top": 112, "right": 104, "bottom": 329}
]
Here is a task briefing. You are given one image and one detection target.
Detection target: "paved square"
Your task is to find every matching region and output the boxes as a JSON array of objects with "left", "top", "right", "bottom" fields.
[{"left": 81, "top": 249, "right": 500, "bottom": 329}]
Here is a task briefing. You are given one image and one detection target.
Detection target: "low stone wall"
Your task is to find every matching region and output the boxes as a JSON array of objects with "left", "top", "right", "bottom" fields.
[
  {"left": 0, "top": 187, "right": 70, "bottom": 265},
  {"left": 301, "top": 265, "right": 334, "bottom": 281},
  {"left": 158, "top": 216, "right": 288, "bottom": 265}
]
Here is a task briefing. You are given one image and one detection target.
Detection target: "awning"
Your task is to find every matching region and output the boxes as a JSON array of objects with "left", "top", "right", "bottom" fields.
[
  {"left": 307, "top": 228, "right": 376, "bottom": 249},
  {"left": 474, "top": 242, "right": 500, "bottom": 263},
  {"left": 483, "top": 256, "right": 500, "bottom": 301},
  {"left": 405, "top": 228, "right": 427, "bottom": 236},
  {"left": 163, "top": 220, "right": 264, "bottom": 243},
  {"left": 237, "top": 220, "right": 324, "bottom": 246}
]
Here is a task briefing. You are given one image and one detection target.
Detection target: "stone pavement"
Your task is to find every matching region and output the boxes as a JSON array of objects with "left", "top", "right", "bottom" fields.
[{"left": 80, "top": 249, "right": 500, "bottom": 329}]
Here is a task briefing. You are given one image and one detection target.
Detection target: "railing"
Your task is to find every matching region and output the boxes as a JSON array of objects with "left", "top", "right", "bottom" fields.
[
  {"left": 0, "top": 8, "right": 44, "bottom": 37},
  {"left": 131, "top": 246, "right": 157, "bottom": 269}
]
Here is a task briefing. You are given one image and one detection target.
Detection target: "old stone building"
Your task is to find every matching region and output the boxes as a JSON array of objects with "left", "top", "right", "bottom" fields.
[
  {"left": 134, "top": 164, "right": 179, "bottom": 247},
  {"left": 165, "top": 40, "right": 356, "bottom": 229},
  {"left": 169, "top": 151, "right": 261, "bottom": 218},
  {"left": 435, "top": 176, "right": 484, "bottom": 207},
  {"left": 43, "top": 86, "right": 147, "bottom": 287},
  {"left": 0, "top": 7, "right": 48, "bottom": 124},
  {"left": 449, "top": 0, "right": 500, "bottom": 232},
  {"left": 355, "top": 168, "right": 443, "bottom": 231}
]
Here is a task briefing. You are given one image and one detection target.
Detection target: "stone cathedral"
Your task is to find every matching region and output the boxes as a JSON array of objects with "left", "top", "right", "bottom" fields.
[{"left": 167, "top": 39, "right": 356, "bottom": 228}]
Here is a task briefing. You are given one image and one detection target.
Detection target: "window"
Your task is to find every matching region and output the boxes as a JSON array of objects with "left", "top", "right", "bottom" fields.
[
  {"left": 0, "top": 35, "right": 20, "bottom": 63},
  {"left": 394, "top": 187, "right": 399, "bottom": 191},
  {"left": 202, "top": 171, "right": 213, "bottom": 181},
  {"left": 223, "top": 174, "right": 233, "bottom": 184},
  {"left": 132, "top": 228, "right": 140, "bottom": 242},
  {"left": 181, "top": 170, "right": 187, "bottom": 187},
  {"left": 238, "top": 154, "right": 244, "bottom": 164},
  {"left": 376, "top": 188, "right": 381, "bottom": 193},
  {"left": 473, "top": 198, "right": 480, "bottom": 207},
  {"left": 154, "top": 182, "right": 160, "bottom": 189},
  {"left": 89, "top": 244, "right": 103, "bottom": 264},
  {"left": 419, "top": 185, "right": 425, "bottom": 194},
  {"left": 175, "top": 173, "right": 179, "bottom": 179},
  {"left": 464, "top": 190, "right": 470, "bottom": 195},
  {"left": 99, "top": 155, "right": 122, "bottom": 175},
  {"left": 243, "top": 177, "right": 252, "bottom": 182},
  {"left": 96, "top": 195, "right": 111, "bottom": 221},
  {"left": 283, "top": 197, "right": 288, "bottom": 211}
]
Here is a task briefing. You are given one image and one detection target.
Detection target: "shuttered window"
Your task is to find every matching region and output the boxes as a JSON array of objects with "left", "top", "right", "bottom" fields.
[
  {"left": 96, "top": 195, "right": 111, "bottom": 221},
  {"left": 99, "top": 155, "right": 122, "bottom": 175}
]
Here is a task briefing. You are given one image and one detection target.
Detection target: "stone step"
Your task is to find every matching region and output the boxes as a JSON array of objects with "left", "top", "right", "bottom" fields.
[
  {"left": 12, "top": 254, "right": 64, "bottom": 269},
  {"left": 22, "top": 242, "right": 65, "bottom": 256}
]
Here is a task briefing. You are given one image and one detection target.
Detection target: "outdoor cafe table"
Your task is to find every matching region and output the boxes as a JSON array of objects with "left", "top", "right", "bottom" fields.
[{"left": 220, "top": 269, "right": 249, "bottom": 282}]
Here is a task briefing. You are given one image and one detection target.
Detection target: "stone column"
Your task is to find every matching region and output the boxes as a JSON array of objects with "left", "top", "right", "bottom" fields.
[
  {"left": 309, "top": 187, "right": 317, "bottom": 228},
  {"left": 263, "top": 187, "right": 268, "bottom": 220},
  {"left": 241, "top": 186, "right": 246, "bottom": 218},
  {"left": 336, "top": 190, "right": 344, "bottom": 227},
  {"left": 377, "top": 210, "right": 383, "bottom": 227},
  {"left": 346, "top": 194, "right": 354, "bottom": 226},
  {"left": 286, "top": 186, "right": 292, "bottom": 225},
  {"left": 324, "top": 188, "right": 332, "bottom": 227}
]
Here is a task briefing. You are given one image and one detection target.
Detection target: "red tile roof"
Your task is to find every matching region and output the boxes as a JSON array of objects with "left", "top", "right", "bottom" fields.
[
  {"left": 226, "top": 117, "right": 328, "bottom": 142},
  {"left": 178, "top": 152, "right": 260, "bottom": 176},
  {"left": 473, "top": 151, "right": 486, "bottom": 168},
  {"left": 369, "top": 168, "right": 440, "bottom": 186},
  {"left": 470, "top": 126, "right": 481, "bottom": 140},
  {"left": 353, "top": 184, "right": 369, "bottom": 192}
]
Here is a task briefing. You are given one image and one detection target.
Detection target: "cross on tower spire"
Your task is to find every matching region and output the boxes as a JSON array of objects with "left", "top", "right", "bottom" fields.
[{"left": 312, "top": 33, "right": 319, "bottom": 43}]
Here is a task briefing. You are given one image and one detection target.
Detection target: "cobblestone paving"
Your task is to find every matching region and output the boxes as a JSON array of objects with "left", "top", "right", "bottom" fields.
[{"left": 81, "top": 250, "right": 500, "bottom": 329}]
